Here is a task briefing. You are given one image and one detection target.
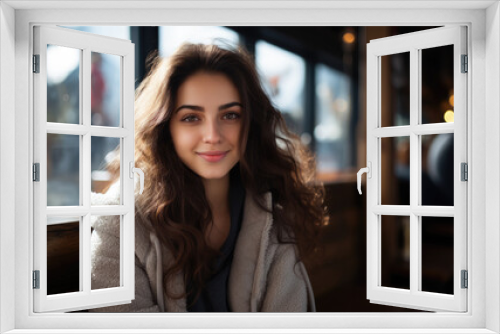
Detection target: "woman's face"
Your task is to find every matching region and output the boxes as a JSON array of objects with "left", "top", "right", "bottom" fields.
[{"left": 170, "top": 71, "right": 243, "bottom": 181}]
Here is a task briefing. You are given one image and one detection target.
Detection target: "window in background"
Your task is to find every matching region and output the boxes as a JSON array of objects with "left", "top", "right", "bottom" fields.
[
  {"left": 255, "top": 40, "right": 306, "bottom": 137},
  {"left": 158, "top": 26, "right": 239, "bottom": 57},
  {"left": 315, "top": 63, "right": 352, "bottom": 177}
]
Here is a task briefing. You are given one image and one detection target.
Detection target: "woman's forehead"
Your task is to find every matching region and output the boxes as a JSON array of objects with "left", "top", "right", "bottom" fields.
[{"left": 176, "top": 72, "right": 241, "bottom": 105}]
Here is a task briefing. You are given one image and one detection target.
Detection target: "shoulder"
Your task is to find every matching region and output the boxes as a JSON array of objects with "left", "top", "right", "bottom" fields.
[
  {"left": 90, "top": 183, "right": 121, "bottom": 238},
  {"left": 90, "top": 182, "right": 121, "bottom": 233},
  {"left": 91, "top": 181, "right": 121, "bottom": 206},
  {"left": 90, "top": 181, "right": 150, "bottom": 227},
  {"left": 239, "top": 190, "right": 292, "bottom": 253},
  {"left": 234, "top": 191, "right": 315, "bottom": 311},
  {"left": 90, "top": 182, "right": 154, "bottom": 257},
  {"left": 235, "top": 191, "right": 299, "bottom": 282}
]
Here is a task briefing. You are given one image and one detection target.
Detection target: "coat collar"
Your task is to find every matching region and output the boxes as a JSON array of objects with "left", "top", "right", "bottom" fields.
[
  {"left": 158, "top": 191, "right": 273, "bottom": 312},
  {"left": 228, "top": 191, "right": 273, "bottom": 312}
]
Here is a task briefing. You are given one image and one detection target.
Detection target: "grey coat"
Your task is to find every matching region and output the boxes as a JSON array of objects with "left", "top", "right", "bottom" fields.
[{"left": 89, "top": 184, "right": 316, "bottom": 312}]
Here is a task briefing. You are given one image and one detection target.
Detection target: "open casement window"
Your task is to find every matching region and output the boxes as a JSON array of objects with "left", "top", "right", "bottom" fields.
[
  {"left": 33, "top": 26, "right": 137, "bottom": 312},
  {"left": 362, "top": 26, "right": 467, "bottom": 312}
]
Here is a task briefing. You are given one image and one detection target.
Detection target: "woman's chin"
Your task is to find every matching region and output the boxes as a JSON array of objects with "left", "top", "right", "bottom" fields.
[
  {"left": 192, "top": 166, "right": 232, "bottom": 181},
  {"left": 199, "top": 172, "right": 230, "bottom": 181}
]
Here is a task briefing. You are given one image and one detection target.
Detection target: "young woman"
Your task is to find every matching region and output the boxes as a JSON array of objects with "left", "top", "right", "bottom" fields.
[{"left": 89, "top": 43, "right": 328, "bottom": 312}]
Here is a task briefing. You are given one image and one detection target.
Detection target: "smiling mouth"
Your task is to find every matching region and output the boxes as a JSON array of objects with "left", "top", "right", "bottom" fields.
[{"left": 196, "top": 151, "right": 229, "bottom": 162}]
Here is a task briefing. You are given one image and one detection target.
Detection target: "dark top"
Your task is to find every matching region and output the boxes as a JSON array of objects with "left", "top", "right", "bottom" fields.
[{"left": 186, "top": 169, "right": 246, "bottom": 312}]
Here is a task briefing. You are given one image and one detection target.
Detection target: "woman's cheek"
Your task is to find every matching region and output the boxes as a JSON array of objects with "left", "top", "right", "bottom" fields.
[
  {"left": 181, "top": 127, "right": 197, "bottom": 141},
  {"left": 171, "top": 126, "right": 190, "bottom": 152},
  {"left": 230, "top": 123, "right": 243, "bottom": 142}
]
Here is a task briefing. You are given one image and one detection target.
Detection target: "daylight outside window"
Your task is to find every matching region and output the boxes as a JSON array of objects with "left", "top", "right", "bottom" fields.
[{"left": 255, "top": 40, "right": 306, "bottom": 137}]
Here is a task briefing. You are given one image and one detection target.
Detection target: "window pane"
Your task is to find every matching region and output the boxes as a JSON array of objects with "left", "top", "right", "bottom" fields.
[
  {"left": 381, "top": 52, "right": 410, "bottom": 127},
  {"left": 47, "top": 134, "right": 80, "bottom": 206},
  {"left": 91, "top": 215, "right": 121, "bottom": 290},
  {"left": 47, "top": 217, "right": 80, "bottom": 295},
  {"left": 47, "top": 45, "right": 80, "bottom": 124},
  {"left": 381, "top": 215, "right": 410, "bottom": 290},
  {"left": 421, "top": 134, "right": 454, "bottom": 206},
  {"left": 421, "top": 45, "right": 454, "bottom": 124},
  {"left": 159, "top": 26, "right": 239, "bottom": 57},
  {"left": 381, "top": 136, "right": 410, "bottom": 205},
  {"left": 91, "top": 137, "right": 120, "bottom": 198},
  {"left": 421, "top": 216, "right": 454, "bottom": 295},
  {"left": 91, "top": 52, "right": 121, "bottom": 127},
  {"left": 256, "top": 40, "right": 306, "bottom": 136},
  {"left": 315, "top": 64, "right": 352, "bottom": 173}
]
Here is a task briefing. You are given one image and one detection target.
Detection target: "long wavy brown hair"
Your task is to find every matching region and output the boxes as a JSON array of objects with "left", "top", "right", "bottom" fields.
[{"left": 107, "top": 43, "right": 328, "bottom": 304}]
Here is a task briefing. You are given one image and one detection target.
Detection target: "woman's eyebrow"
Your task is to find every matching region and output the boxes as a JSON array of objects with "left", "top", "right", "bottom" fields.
[
  {"left": 219, "top": 102, "right": 243, "bottom": 110},
  {"left": 174, "top": 105, "right": 203, "bottom": 113},
  {"left": 175, "top": 102, "right": 242, "bottom": 113}
]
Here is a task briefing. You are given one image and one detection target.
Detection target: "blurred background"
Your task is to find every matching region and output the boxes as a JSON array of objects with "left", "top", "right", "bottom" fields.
[{"left": 46, "top": 26, "right": 455, "bottom": 312}]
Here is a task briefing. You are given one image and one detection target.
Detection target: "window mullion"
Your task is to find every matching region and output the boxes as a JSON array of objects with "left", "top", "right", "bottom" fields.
[
  {"left": 409, "top": 47, "right": 419, "bottom": 295},
  {"left": 82, "top": 213, "right": 91, "bottom": 293},
  {"left": 82, "top": 47, "right": 92, "bottom": 295},
  {"left": 82, "top": 47, "right": 91, "bottom": 205}
]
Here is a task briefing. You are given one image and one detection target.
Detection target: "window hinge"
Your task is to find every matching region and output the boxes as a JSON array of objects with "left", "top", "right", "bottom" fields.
[
  {"left": 33, "top": 163, "right": 40, "bottom": 182},
  {"left": 461, "top": 270, "right": 468, "bottom": 289},
  {"left": 33, "top": 270, "right": 40, "bottom": 289},
  {"left": 461, "top": 162, "right": 468, "bottom": 181},
  {"left": 461, "top": 54, "right": 468, "bottom": 73},
  {"left": 33, "top": 54, "right": 40, "bottom": 73}
]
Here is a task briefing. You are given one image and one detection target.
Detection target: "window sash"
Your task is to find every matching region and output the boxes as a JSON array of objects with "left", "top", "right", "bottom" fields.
[
  {"left": 32, "top": 25, "right": 136, "bottom": 313},
  {"left": 366, "top": 26, "right": 467, "bottom": 312}
]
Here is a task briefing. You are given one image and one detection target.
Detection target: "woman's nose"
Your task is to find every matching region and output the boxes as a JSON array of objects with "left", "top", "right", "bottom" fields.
[{"left": 203, "top": 119, "right": 222, "bottom": 144}]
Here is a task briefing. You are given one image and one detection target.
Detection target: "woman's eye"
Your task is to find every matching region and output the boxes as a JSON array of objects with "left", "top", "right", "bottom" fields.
[
  {"left": 223, "top": 112, "right": 241, "bottom": 120},
  {"left": 181, "top": 115, "right": 199, "bottom": 122}
]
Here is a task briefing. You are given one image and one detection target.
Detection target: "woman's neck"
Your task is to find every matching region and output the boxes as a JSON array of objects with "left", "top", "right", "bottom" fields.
[
  {"left": 202, "top": 174, "right": 230, "bottom": 214},
  {"left": 202, "top": 175, "right": 231, "bottom": 250}
]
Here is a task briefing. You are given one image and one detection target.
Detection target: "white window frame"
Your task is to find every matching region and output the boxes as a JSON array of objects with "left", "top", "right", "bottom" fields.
[{"left": 1, "top": 1, "right": 499, "bottom": 333}]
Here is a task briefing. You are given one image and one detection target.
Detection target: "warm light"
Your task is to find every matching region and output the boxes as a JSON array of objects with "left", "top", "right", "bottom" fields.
[
  {"left": 444, "top": 110, "right": 454, "bottom": 123},
  {"left": 449, "top": 94, "right": 454, "bottom": 107},
  {"left": 343, "top": 32, "right": 356, "bottom": 44}
]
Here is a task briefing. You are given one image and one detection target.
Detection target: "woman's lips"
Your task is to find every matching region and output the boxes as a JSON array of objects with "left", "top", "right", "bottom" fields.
[{"left": 196, "top": 151, "right": 228, "bottom": 162}]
